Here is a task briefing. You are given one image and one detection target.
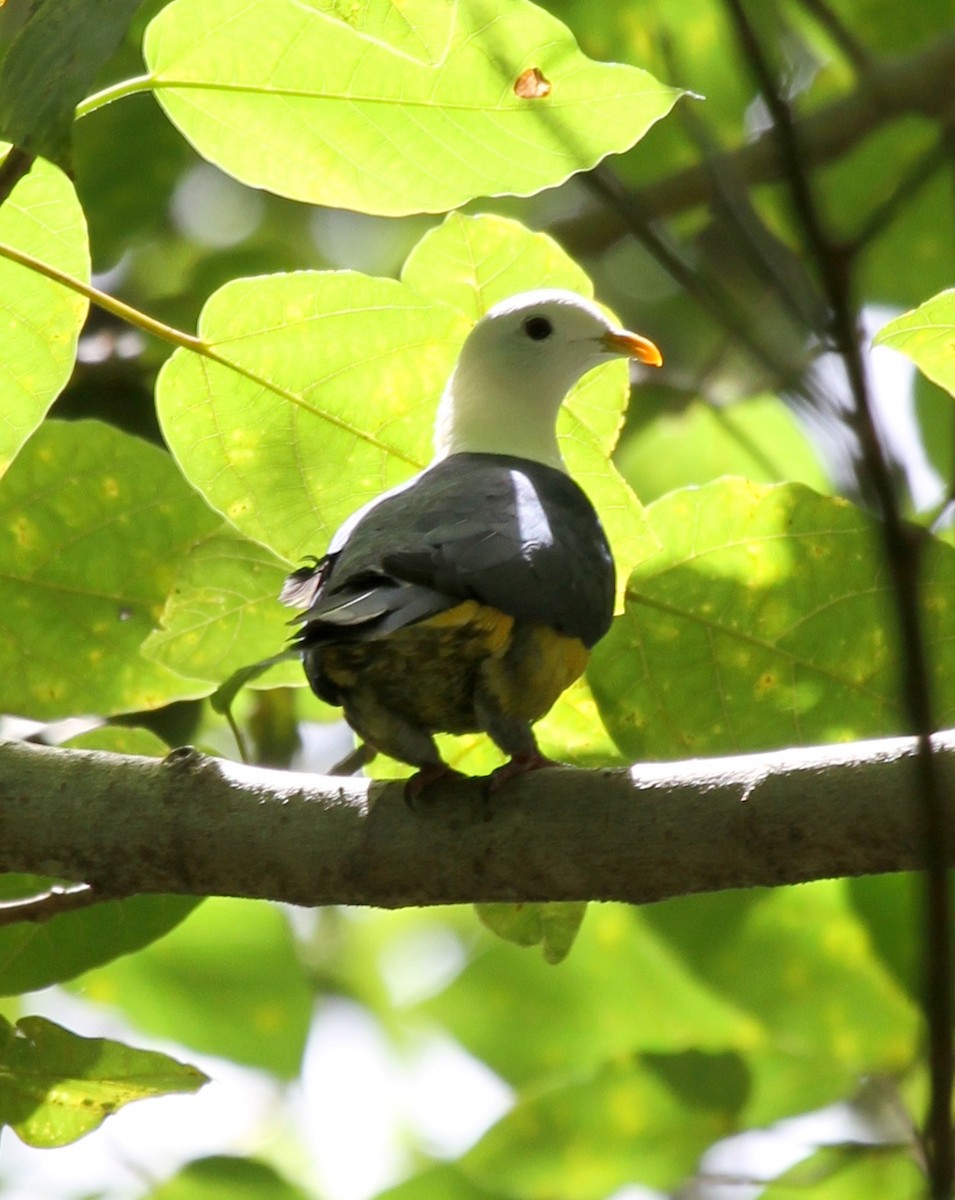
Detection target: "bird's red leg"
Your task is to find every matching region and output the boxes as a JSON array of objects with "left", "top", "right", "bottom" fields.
[
  {"left": 404, "top": 762, "right": 466, "bottom": 802},
  {"left": 485, "top": 749, "right": 560, "bottom": 792}
]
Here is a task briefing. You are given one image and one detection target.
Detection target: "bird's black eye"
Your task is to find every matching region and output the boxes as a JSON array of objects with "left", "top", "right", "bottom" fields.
[{"left": 522, "top": 315, "right": 554, "bottom": 341}]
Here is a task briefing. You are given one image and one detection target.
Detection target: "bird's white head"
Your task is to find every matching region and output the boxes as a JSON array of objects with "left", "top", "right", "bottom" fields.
[{"left": 433, "top": 289, "right": 662, "bottom": 471}]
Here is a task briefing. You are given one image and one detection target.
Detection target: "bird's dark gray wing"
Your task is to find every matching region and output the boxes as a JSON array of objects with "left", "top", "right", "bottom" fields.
[{"left": 284, "top": 452, "right": 615, "bottom": 648}]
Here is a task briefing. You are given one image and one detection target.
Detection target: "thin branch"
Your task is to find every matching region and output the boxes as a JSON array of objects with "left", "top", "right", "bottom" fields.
[
  {"left": 851, "top": 138, "right": 950, "bottom": 254},
  {"left": 721, "top": 1, "right": 952, "bottom": 1193},
  {"left": 791, "top": 0, "right": 874, "bottom": 73},
  {"left": 2, "top": 735, "right": 955, "bottom": 909},
  {"left": 553, "top": 32, "right": 955, "bottom": 254},
  {"left": 0, "top": 883, "right": 97, "bottom": 927}
]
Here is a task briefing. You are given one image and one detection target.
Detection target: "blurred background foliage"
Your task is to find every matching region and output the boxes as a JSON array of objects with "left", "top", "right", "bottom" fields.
[{"left": 1, "top": 0, "right": 954, "bottom": 1196}]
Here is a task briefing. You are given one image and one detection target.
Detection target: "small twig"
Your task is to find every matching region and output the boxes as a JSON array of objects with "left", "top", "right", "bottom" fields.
[
  {"left": 720, "top": 1, "right": 952, "bottom": 1193},
  {"left": 553, "top": 32, "right": 955, "bottom": 253},
  {"left": 791, "top": 0, "right": 874, "bottom": 72},
  {"left": 850, "top": 139, "right": 950, "bottom": 253},
  {"left": 0, "top": 882, "right": 97, "bottom": 926},
  {"left": 581, "top": 164, "right": 813, "bottom": 392}
]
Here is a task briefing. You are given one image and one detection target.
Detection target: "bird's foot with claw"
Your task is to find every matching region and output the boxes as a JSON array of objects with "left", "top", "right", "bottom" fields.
[
  {"left": 485, "top": 750, "right": 560, "bottom": 793},
  {"left": 404, "top": 762, "right": 466, "bottom": 805}
]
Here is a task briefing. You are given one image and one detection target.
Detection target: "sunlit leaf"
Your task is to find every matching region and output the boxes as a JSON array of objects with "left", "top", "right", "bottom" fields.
[
  {"left": 157, "top": 270, "right": 466, "bottom": 561},
  {"left": 759, "top": 1145, "right": 923, "bottom": 1199},
  {"left": 644, "top": 881, "right": 919, "bottom": 1125},
  {"left": 874, "top": 288, "right": 955, "bottom": 399},
  {"left": 475, "top": 901, "right": 587, "bottom": 963},
  {"left": 421, "top": 904, "right": 759, "bottom": 1085},
  {"left": 143, "top": 0, "right": 681, "bottom": 215},
  {"left": 591, "top": 478, "right": 955, "bottom": 760},
  {"left": 145, "top": 1154, "right": 312, "bottom": 1200},
  {"left": 73, "top": 899, "right": 313, "bottom": 1078},
  {"left": 463, "top": 1054, "right": 732, "bottom": 1197},
  {"left": 0, "top": 1015, "right": 206, "bottom": 1148},
  {"left": 0, "top": 150, "right": 88, "bottom": 477},
  {"left": 616, "top": 393, "right": 830, "bottom": 503},
  {"left": 142, "top": 525, "right": 301, "bottom": 685},
  {"left": 0, "top": 420, "right": 219, "bottom": 719}
]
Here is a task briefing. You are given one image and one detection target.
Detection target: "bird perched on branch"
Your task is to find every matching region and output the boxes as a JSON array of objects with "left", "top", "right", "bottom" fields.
[{"left": 281, "top": 290, "right": 661, "bottom": 794}]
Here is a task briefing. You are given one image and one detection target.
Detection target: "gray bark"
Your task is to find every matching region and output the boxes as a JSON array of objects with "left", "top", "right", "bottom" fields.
[{"left": 1, "top": 732, "right": 952, "bottom": 909}]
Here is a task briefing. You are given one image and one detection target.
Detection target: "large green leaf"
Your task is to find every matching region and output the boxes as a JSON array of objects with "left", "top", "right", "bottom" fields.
[
  {"left": 591, "top": 478, "right": 955, "bottom": 760},
  {"left": 0, "top": 1015, "right": 206, "bottom": 1148},
  {"left": 874, "top": 289, "right": 955, "bottom": 399},
  {"left": 0, "top": 0, "right": 142, "bottom": 166},
  {"left": 145, "top": 1155, "right": 312, "bottom": 1200},
  {"left": 376, "top": 1164, "right": 508, "bottom": 1200},
  {"left": 616, "top": 393, "right": 830, "bottom": 503},
  {"left": 141, "top": 525, "right": 300, "bottom": 685},
  {"left": 143, "top": 0, "right": 681, "bottom": 215},
  {"left": 73, "top": 899, "right": 313, "bottom": 1078},
  {"left": 760, "top": 1146, "right": 924, "bottom": 1199},
  {"left": 0, "top": 150, "right": 88, "bottom": 477},
  {"left": 420, "top": 904, "right": 759, "bottom": 1086},
  {"left": 644, "top": 881, "right": 919, "bottom": 1125},
  {"left": 462, "top": 1054, "right": 734, "bottom": 1198},
  {"left": 0, "top": 419, "right": 219, "bottom": 719},
  {"left": 157, "top": 270, "right": 465, "bottom": 561},
  {"left": 0, "top": 880, "right": 197, "bottom": 997}
]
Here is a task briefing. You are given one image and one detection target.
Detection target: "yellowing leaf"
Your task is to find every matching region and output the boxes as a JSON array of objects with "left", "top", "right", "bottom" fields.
[{"left": 0, "top": 1016, "right": 206, "bottom": 1148}]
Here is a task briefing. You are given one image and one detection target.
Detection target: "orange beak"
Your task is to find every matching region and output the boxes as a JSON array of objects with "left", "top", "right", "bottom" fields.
[{"left": 602, "top": 328, "right": 663, "bottom": 367}]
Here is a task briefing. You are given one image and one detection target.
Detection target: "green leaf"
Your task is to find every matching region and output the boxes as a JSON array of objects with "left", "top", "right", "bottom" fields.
[
  {"left": 0, "top": 419, "right": 219, "bottom": 719},
  {"left": 402, "top": 212, "right": 596, "bottom": 326},
  {"left": 0, "top": 0, "right": 142, "bottom": 166},
  {"left": 846, "top": 873, "right": 921, "bottom": 1002},
  {"left": 0, "top": 150, "right": 89, "bottom": 477},
  {"left": 644, "top": 882, "right": 919, "bottom": 1125},
  {"left": 145, "top": 1155, "right": 312, "bottom": 1200},
  {"left": 157, "top": 270, "right": 467, "bottom": 561},
  {"left": 759, "top": 1146, "right": 924, "bottom": 1199},
  {"left": 65, "top": 724, "right": 171, "bottom": 757},
  {"left": 462, "top": 1055, "right": 730, "bottom": 1198},
  {"left": 420, "top": 904, "right": 759, "bottom": 1086},
  {"left": 143, "top": 0, "right": 681, "bottom": 215},
  {"left": 375, "top": 1163, "right": 509, "bottom": 1200},
  {"left": 874, "top": 288, "right": 955, "bottom": 398},
  {"left": 616, "top": 394, "right": 830, "bottom": 503},
  {"left": 475, "top": 901, "right": 588, "bottom": 963},
  {"left": 0, "top": 880, "right": 197, "bottom": 995},
  {"left": 591, "top": 478, "right": 955, "bottom": 760},
  {"left": 142, "top": 525, "right": 301, "bottom": 685},
  {"left": 73, "top": 899, "right": 313, "bottom": 1078},
  {"left": 0, "top": 1015, "right": 207, "bottom": 1148}
]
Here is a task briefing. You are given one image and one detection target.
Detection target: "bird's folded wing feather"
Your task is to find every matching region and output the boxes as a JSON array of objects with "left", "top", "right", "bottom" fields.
[{"left": 285, "top": 453, "right": 614, "bottom": 647}]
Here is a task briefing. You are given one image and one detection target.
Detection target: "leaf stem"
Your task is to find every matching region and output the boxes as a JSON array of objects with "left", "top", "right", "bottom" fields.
[
  {"left": 0, "top": 239, "right": 204, "bottom": 351},
  {"left": 75, "top": 75, "right": 156, "bottom": 120},
  {"left": 0, "top": 240, "right": 421, "bottom": 464}
]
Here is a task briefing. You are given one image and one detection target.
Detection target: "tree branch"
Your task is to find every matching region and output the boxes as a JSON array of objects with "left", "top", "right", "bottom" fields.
[
  {"left": 1, "top": 734, "right": 953, "bottom": 910},
  {"left": 554, "top": 31, "right": 955, "bottom": 255}
]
